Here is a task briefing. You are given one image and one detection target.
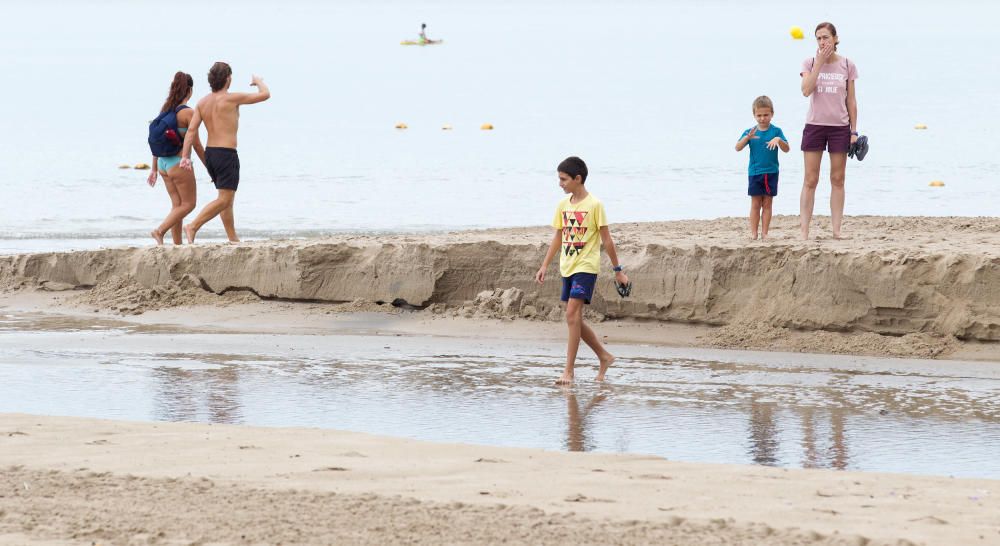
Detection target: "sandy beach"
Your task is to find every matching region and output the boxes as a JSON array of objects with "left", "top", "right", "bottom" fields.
[
  {"left": 2, "top": 414, "right": 998, "bottom": 545},
  {"left": 5, "top": 0, "right": 1000, "bottom": 542},
  {"left": 2, "top": 217, "right": 1000, "bottom": 545}
]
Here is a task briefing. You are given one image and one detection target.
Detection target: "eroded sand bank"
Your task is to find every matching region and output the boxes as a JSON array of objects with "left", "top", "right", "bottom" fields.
[
  {"left": 2, "top": 414, "right": 998, "bottom": 545},
  {"left": 3, "top": 216, "right": 1000, "bottom": 357}
]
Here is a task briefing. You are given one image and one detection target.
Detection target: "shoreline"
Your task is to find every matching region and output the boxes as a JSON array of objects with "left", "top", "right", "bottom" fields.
[{"left": 2, "top": 413, "right": 998, "bottom": 545}]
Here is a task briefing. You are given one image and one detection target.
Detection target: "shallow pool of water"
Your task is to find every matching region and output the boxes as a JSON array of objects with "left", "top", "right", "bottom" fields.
[{"left": 1, "top": 312, "right": 998, "bottom": 479}]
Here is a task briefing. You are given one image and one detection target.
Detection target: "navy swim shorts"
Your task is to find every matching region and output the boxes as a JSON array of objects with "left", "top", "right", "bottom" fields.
[
  {"left": 561, "top": 272, "right": 598, "bottom": 304},
  {"left": 748, "top": 172, "right": 778, "bottom": 197}
]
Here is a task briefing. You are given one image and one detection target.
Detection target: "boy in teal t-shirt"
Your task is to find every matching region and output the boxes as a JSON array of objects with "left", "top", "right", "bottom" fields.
[{"left": 735, "top": 96, "right": 789, "bottom": 240}]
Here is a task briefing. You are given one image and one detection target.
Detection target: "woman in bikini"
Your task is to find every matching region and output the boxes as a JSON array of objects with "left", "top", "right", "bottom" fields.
[{"left": 147, "top": 72, "right": 205, "bottom": 245}]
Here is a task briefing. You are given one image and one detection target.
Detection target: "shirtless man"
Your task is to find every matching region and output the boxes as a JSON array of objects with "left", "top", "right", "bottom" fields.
[{"left": 179, "top": 62, "right": 270, "bottom": 243}]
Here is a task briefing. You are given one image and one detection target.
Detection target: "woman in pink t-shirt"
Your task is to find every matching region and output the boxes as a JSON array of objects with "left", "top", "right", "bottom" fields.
[{"left": 799, "top": 22, "right": 858, "bottom": 240}]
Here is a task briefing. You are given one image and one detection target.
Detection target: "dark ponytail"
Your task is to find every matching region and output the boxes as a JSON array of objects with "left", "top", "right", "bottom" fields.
[{"left": 160, "top": 71, "right": 194, "bottom": 113}]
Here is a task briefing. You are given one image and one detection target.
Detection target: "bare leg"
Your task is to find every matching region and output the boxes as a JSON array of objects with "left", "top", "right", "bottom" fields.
[
  {"left": 829, "top": 152, "right": 847, "bottom": 238},
  {"left": 220, "top": 202, "right": 239, "bottom": 243},
  {"left": 185, "top": 189, "right": 235, "bottom": 244},
  {"left": 155, "top": 167, "right": 197, "bottom": 245},
  {"left": 564, "top": 388, "right": 583, "bottom": 451},
  {"left": 748, "top": 196, "right": 762, "bottom": 240},
  {"left": 799, "top": 151, "right": 823, "bottom": 240},
  {"left": 581, "top": 321, "right": 615, "bottom": 382},
  {"left": 151, "top": 170, "right": 175, "bottom": 245},
  {"left": 559, "top": 299, "right": 585, "bottom": 384},
  {"left": 761, "top": 196, "right": 773, "bottom": 240}
]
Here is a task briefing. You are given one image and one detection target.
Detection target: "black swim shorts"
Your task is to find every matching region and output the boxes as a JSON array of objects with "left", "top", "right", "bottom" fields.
[{"left": 204, "top": 147, "right": 240, "bottom": 191}]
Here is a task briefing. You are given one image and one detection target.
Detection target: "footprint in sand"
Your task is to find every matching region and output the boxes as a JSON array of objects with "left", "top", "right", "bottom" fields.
[
  {"left": 564, "top": 493, "right": 615, "bottom": 503},
  {"left": 908, "top": 515, "right": 949, "bottom": 525},
  {"left": 312, "top": 466, "right": 349, "bottom": 472},
  {"left": 632, "top": 473, "right": 673, "bottom": 480},
  {"left": 474, "top": 457, "right": 508, "bottom": 463}
]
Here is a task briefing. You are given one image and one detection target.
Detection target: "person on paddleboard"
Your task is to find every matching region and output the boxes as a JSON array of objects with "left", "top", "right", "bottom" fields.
[{"left": 418, "top": 23, "right": 438, "bottom": 44}]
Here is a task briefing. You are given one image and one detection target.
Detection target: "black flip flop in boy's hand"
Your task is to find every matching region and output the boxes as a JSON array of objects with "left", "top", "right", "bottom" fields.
[{"left": 614, "top": 269, "right": 632, "bottom": 298}]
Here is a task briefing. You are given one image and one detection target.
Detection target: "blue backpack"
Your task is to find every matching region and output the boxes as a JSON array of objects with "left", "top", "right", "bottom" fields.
[{"left": 148, "top": 105, "right": 189, "bottom": 157}]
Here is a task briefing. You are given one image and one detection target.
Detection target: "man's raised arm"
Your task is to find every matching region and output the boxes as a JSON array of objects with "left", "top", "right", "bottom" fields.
[{"left": 232, "top": 75, "right": 271, "bottom": 105}]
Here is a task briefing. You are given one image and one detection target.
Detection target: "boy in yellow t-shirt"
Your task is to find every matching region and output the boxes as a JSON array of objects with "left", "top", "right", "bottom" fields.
[{"left": 535, "top": 156, "right": 630, "bottom": 384}]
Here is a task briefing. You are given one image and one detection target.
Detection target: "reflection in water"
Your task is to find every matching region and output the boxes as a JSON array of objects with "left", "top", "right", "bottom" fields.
[
  {"left": 829, "top": 409, "right": 849, "bottom": 470},
  {"left": 798, "top": 407, "right": 850, "bottom": 470},
  {"left": 750, "top": 402, "right": 851, "bottom": 471},
  {"left": 152, "top": 368, "right": 197, "bottom": 422},
  {"left": 563, "top": 387, "right": 607, "bottom": 452},
  {"left": 801, "top": 407, "right": 819, "bottom": 469},
  {"left": 152, "top": 365, "right": 244, "bottom": 424},
  {"left": 748, "top": 399, "right": 779, "bottom": 466}
]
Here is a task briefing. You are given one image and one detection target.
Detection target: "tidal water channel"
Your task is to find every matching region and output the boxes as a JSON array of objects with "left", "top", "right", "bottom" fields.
[{"left": 1, "top": 312, "right": 998, "bottom": 479}]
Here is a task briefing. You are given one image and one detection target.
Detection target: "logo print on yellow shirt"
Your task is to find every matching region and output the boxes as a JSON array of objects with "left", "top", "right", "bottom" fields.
[{"left": 562, "top": 210, "right": 589, "bottom": 256}]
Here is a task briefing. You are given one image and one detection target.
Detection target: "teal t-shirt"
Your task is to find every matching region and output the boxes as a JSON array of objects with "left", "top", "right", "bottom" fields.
[{"left": 739, "top": 125, "right": 787, "bottom": 176}]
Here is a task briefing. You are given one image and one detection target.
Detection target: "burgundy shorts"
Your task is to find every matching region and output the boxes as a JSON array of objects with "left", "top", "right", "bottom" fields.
[{"left": 801, "top": 124, "right": 851, "bottom": 154}]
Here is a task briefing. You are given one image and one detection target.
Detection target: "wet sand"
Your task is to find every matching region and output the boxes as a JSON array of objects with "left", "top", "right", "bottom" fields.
[{"left": 2, "top": 413, "right": 999, "bottom": 545}]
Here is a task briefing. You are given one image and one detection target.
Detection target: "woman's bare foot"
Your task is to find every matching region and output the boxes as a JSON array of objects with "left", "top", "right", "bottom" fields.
[
  {"left": 227, "top": 237, "right": 241, "bottom": 245},
  {"left": 184, "top": 224, "right": 196, "bottom": 244},
  {"left": 150, "top": 229, "right": 164, "bottom": 246},
  {"left": 555, "top": 372, "right": 574, "bottom": 385},
  {"left": 596, "top": 354, "right": 615, "bottom": 382}
]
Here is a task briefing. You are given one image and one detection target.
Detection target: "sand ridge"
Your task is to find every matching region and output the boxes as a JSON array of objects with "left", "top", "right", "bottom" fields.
[{"left": 2, "top": 216, "right": 1000, "bottom": 355}]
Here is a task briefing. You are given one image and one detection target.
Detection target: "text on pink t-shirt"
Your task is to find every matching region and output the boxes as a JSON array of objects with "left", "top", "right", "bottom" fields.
[{"left": 801, "top": 57, "right": 858, "bottom": 127}]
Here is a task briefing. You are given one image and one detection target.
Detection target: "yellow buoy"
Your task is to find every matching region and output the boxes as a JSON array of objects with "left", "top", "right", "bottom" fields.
[
  {"left": 118, "top": 164, "right": 130, "bottom": 169},
  {"left": 133, "top": 163, "right": 150, "bottom": 170},
  {"left": 929, "top": 180, "right": 945, "bottom": 187},
  {"left": 914, "top": 124, "right": 928, "bottom": 130},
  {"left": 442, "top": 124, "right": 453, "bottom": 130},
  {"left": 790, "top": 26, "right": 804, "bottom": 40},
  {"left": 480, "top": 123, "right": 494, "bottom": 130},
  {"left": 395, "top": 122, "right": 408, "bottom": 129}
]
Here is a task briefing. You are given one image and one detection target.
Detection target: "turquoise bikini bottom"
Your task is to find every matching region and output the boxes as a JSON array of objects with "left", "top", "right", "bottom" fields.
[{"left": 157, "top": 155, "right": 182, "bottom": 173}]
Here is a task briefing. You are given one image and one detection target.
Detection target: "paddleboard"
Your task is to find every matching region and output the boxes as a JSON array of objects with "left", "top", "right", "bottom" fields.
[{"left": 400, "top": 39, "right": 444, "bottom": 46}]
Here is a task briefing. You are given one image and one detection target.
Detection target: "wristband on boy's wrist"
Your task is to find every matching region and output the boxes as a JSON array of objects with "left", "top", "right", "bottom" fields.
[
  {"left": 850, "top": 131, "right": 859, "bottom": 136},
  {"left": 613, "top": 265, "right": 623, "bottom": 272}
]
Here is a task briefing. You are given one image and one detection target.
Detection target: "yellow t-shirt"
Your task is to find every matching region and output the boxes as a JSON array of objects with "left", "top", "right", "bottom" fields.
[{"left": 551, "top": 193, "right": 608, "bottom": 277}]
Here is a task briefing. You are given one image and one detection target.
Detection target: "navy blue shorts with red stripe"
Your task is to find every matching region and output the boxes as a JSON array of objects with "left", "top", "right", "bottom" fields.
[{"left": 748, "top": 172, "right": 778, "bottom": 197}]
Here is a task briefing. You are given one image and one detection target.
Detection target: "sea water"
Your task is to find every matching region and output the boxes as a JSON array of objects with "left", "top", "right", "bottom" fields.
[{"left": 0, "top": 0, "right": 998, "bottom": 253}]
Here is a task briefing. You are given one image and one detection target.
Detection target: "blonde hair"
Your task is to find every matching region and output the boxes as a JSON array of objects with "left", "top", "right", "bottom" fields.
[{"left": 752, "top": 96, "right": 774, "bottom": 113}]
